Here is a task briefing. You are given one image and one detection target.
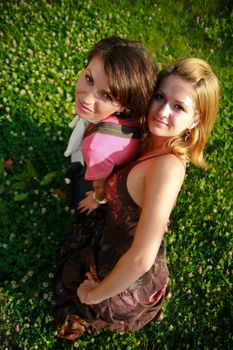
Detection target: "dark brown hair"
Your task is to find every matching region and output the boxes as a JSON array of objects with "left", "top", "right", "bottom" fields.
[{"left": 87, "top": 36, "right": 157, "bottom": 119}]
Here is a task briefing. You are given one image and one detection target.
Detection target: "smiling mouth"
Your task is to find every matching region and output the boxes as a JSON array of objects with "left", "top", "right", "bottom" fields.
[
  {"left": 154, "top": 118, "right": 168, "bottom": 126},
  {"left": 79, "top": 100, "right": 94, "bottom": 113}
]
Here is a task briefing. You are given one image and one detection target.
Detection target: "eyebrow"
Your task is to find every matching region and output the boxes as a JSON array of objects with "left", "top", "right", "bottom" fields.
[
  {"left": 86, "top": 67, "right": 113, "bottom": 96},
  {"left": 158, "top": 88, "right": 189, "bottom": 108},
  {"left": 86, "top": 68, "right": 93, "bottom": 78}
]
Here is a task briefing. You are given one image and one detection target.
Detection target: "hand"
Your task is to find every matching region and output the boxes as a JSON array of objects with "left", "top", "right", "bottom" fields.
[
  {"left": 77, "top": 273, "right": 100, "bottom": 304},
  {"left": 77, "top": 191, "right": 100, "bottom": 215}
]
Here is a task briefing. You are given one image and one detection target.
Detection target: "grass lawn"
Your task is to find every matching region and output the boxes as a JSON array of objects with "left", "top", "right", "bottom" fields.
[{"left": 0, "top": 0, "right": 232, "bottom": 349}]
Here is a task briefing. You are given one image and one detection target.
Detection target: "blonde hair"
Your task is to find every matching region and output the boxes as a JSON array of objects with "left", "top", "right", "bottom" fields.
[{"left": 154, "top": 58, "right": 220, "bottom": 168}]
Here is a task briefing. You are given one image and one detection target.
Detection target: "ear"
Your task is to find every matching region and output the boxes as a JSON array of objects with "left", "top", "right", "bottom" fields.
[
  {"left": 119, "top": 105, "right": 128, "bottom": 113},
  {"left": 189, "top": 116, "right": 200, "bottom": 130}
]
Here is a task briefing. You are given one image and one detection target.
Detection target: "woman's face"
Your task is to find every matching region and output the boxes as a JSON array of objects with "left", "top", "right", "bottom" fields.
[
  {"left": 148, "top": 74, "right": 199, "bottom": 138},
  {"left": 75, "top": 55, "right": 124, "bottom": 121}
]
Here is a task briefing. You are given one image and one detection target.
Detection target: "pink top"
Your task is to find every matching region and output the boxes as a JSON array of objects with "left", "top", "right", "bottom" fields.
[{"left": 81, "top": 115, "right": 142, "bottom": 180}]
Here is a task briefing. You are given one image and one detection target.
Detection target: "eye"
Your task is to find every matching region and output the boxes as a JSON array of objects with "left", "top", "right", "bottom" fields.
[
  {"left": 174, "top": 104, "right": 184, "bottom": 111},
  {"left": 154, "top": 92, "right": 164, "bottom": 101},
  {"left": 85, "top": 74, "right": 93, "bottom": 84},
  {"left": 102, "top": 92, "right": 113, "bottom": 101}
]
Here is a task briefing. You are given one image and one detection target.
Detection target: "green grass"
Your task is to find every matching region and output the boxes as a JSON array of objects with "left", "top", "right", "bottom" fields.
[{"left": 0, "top": 0, "right": 232, "bottom": 349}]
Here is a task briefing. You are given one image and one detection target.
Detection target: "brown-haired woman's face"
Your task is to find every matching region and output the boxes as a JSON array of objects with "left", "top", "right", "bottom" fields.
[
  {"left": 148, "top": 75, "right": 199, "bottom": 138},
  {"left": 75, "top": 55, "right": 124, "bottom": 121}
]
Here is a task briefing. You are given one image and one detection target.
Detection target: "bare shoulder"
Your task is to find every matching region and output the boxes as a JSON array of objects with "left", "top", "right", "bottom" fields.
[
  {"left": 148, "top": 153, "right": 185, "bottom": 170},
  {"left": 145, "top": 153, "right": 186, "bottom": 185}
]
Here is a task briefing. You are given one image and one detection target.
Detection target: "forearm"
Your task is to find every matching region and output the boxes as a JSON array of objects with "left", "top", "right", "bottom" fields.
[
  {"left": 86, "top": 215, "right": 166, "bottom": 303},
  {"left": 93, "top": 178, "right": 108, "bottom": 201},
  {"left": 87, "top": 250, "right": 147, "bottom": 303}
]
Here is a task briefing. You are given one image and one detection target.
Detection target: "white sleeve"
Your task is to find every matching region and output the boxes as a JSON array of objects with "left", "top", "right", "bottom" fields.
[{"left": 64, "top": 117, "right": 90, "bottom": 161}]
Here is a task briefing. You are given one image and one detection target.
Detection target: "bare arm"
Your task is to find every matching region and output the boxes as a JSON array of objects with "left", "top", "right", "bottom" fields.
[
  {"left": 77, "top": 155, "right": 185, "bottom": 303},
  {"left": 93, "top": 178, "right": 108, "bottom": 200}
]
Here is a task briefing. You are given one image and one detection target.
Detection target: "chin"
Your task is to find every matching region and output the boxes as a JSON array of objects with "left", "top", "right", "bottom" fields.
[{"left": 149, "top": 125, "right": 161, "bottom": 136}]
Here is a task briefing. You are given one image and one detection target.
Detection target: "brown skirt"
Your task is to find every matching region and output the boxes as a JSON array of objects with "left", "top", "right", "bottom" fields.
[{"left": 53, "top": 220, "right": 169, "bottom": 340}]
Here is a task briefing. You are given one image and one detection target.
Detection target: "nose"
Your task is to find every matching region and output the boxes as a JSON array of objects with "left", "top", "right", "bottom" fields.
[
  {"left": 82, "top": 88, "right": 96, "bottom": 105},
  {"left": 158, "top": 103, "right": 171, "bottom": 119}
]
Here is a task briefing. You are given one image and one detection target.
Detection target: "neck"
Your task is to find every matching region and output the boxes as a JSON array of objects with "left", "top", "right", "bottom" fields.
[
  {"left": 147, "top": 135, "right": 169, "bottom": 153},
  {"left": 140, "top": 139, "right": 169, "bottom": 160}
]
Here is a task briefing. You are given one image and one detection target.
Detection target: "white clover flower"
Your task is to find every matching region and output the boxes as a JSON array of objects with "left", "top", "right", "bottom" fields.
[
  {"left": 20, "top": 89, "right": 26, "bottom": 96},
  {"left": 49, "top": 273, "right": 54, "bottom": 278},
  {"left": 41, "top": 207, "right": 47, "bottom": 214},
  {"left": 57, "top": 87, "right": 63, "bottom": 94},
  {"left": 9, "top": 233, "right": 16, "bottom": 241},
  {"left": 66, "top": 93, "right": 72, "bottom": 102}
]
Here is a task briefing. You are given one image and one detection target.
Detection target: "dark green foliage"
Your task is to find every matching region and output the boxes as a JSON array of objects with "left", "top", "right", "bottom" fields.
[{"left": 0, "top": 0, "right": 232, "bottom": 349}]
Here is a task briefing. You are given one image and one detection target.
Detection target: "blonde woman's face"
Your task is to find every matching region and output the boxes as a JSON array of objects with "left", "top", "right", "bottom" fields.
[{"left": 148, "top": 75, "right": 199, "bottom": 138}]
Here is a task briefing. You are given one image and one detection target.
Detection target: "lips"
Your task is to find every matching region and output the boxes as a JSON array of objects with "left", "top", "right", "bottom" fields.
[
  {"left": 78, "top": 99, "right": 94, "bottom": 113},
  {"left": 152, "top": 117, "right": 168, "bottom": 126}
]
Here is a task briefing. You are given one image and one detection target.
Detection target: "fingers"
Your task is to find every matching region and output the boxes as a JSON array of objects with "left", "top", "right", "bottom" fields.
[
  {"left": 85, "top": 191, "right": 93, "bottom": 196},
  {"left": 85, "top": 272, "right": 94, "bottom": 281},
  {"left": 77, "top": 203, "right": 98, "bottom": 214}
]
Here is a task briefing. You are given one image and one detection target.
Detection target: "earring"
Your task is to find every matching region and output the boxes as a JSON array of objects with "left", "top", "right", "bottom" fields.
[{"left": 184, "top": 129, "right": 191, "bottom": 141}]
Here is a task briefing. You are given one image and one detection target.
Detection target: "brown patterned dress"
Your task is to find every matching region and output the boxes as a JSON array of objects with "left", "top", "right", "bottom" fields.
[{"left": 54, "top": 156, "right": 169, "bottom": 339}]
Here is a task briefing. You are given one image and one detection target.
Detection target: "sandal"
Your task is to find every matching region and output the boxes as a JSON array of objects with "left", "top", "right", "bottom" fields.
[{"left": 57, "top": 314, "right": 89, "bottom": 340}]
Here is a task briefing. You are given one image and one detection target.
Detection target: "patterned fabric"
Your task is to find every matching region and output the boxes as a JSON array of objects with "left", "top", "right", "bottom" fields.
[
  {"left": 81, "top": 115, "right": 142, "bottom": 180},
  {"left": 54, "top": 157, "right": 169, "bottom": 338}
]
